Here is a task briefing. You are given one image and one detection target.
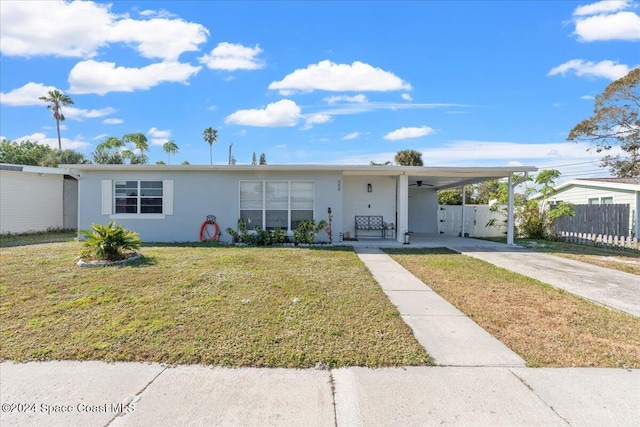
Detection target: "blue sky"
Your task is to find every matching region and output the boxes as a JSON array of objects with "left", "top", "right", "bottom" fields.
[{"left": 1, "top": 0, "right": 638, "bottom": 179}]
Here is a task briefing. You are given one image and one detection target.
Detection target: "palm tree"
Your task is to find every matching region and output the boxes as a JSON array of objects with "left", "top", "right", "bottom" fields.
[
  {"left": 202, "top": 127, "right": 218, "bottom": 165},
  {"left": 122, "top": 132, "right": 149, "bottom": 164},
  {"left": 163, "top": 140, "right": 179, "bottom": 164},
  {"left": 39, "top": 90, "right": 74, "bottom": 150}
]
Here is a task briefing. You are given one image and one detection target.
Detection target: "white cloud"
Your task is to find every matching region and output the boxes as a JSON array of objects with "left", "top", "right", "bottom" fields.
[
  {"left": 199, "top": 42, "right": 265, "bottom": 70},
  {"left": 574, "top": 11, "right": 640, "bottom": 41},
  {"left": 138, "top": 9, "right": 178, "bottom": 19},
  {"left": 110, "top": 18, "right": 209, "bottom": 61},
  {"left": 547, "top": 59, "right": 630, "bottom": 80},
  {"left": 68, "top": 60, "right": 201, "bottom": 95},
  {"left": 580, "top": 95, "right": 595, "bottom": 100},
  {"left": 573, "top": 0, "right": 631, "bottom": 16},
  {"left": 343, "top": 132, "right": 360, "bottom": 141},
  {"left": 14, "top": 132, "right": 90, "bottom": 150},
  {"left": 571, "top": 1, "right": 640, "bottom": 41},
  {"left": 268, "top": 60, "right": 412, "bottom": 94},
  {"left": 0, "top": 82, "right": 58, "bottom": 106},
  {"left": 301, "top": 114, "right": 332, "bottom": 130},
  {"left": 401, "top": 93, "right": 413, "bottom": 101},
  {"left": 225, "top": 99, "right": 301, "bottom": 127},
  {"left": 0, "top": 1, "right": 209, "bottom": 60},
  {"left": 103, "top": 118, "right": 123, "bottom": 124},
  {"left": 147, "top": 127, "right": 171, "bottom": 145},
  {"left": 64, "top": 106, "right": 116, "bottom": 121},
  {"left": 324, "top": 94, "right": 368, "bottom": 104},
  {"left": 384, "top": 126, "right": 434, "bottom": 141}
]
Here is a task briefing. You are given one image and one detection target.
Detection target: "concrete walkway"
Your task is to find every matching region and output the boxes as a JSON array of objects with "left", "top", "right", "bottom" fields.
[
  {"left": 354, "top": 247, "right": 525, "bottom": 367},
  {"left": 450, "top": 245, "right": 640, "bottom": 317}
]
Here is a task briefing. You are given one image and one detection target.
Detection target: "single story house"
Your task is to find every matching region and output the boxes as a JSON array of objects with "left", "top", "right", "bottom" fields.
[
  {"left": 65, "top": 164, "right": 537, "bottom": 244},
  {"left": 539, "top": 177, "right": 640, "bottom": 238},
  {"left": 0, "top": 163, "right": 78, "bottom": 234}
]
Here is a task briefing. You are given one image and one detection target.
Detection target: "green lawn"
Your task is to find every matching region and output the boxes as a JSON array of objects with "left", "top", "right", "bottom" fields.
[
  {"left": 0, "top": 242, "right": 431, "bottom": 368},
  {"left": 386, "top": 248, "right": 640, "bottom": 368}
]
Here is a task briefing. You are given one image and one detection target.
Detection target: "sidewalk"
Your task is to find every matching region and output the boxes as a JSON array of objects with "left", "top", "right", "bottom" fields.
[{"left": 2, "top": 361, "right": 639, "bottom": 426}]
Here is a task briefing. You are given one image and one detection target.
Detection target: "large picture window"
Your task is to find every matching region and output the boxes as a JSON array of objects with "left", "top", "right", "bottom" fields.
[
  {"left": 114, "top": 180, "right": 163, "bottom": 214},
  {"left": 240, "top": 180, "right": 314, "bottom": 230}
]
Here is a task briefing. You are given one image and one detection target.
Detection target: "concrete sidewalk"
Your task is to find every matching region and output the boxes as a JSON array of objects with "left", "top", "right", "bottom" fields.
[
  {"left": 354, "top": 247, "right": 525, "bottom": 367},
  {"left": 450, "top": 245, "right": 640, "bottom": 317},
  {"left": 1, "top": 361, "right": 639, "bottom": 426}
]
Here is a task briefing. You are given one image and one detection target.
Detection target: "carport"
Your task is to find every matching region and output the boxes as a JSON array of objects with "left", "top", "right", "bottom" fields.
[{"left": 341, "top": 165, "right": 537, "bottom": 245}]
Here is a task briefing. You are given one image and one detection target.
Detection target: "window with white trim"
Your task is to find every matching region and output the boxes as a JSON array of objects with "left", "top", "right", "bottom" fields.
[
  {"left": 240, "top": 180, "right": 314, "bottom": 230},
  {"left": 102, "top": 179, "right": 173, "bottom": 218}
]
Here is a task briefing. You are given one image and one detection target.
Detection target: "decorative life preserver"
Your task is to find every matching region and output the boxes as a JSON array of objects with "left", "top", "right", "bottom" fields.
[{"left": 199, "top": 218, "right": 220, "bottom": 242}]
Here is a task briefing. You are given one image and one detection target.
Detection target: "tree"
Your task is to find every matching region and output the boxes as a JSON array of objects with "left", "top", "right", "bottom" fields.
[
  {"left": 252, "top": 152, "right": 257, "bottom": 165},
  {"left": 181, "top": 160, "right": 190, "bottom": 165},
  {"left": 370, "top": 160, "right": 392, "bottom": 166},
  {"left": 394, "top": 149, "right": 423, "bottom": 166},
  {"left": 39, "top": 89, "right": 74, "bottom": 150},
  {"left": 41, "top": 149, "right": 89, "bottom": 167},
  {"left": 487, "top": 170, "right": 574, "bottom": 239},
  {"left": 91, "top": 133, "right": 149, "bottom": 165},
  {"left": 475, "top": 179, "right": 501, "bottom": 204},
  {"left": 567, "top": 67, "right": 639, "bottom": 177},
  {"left": 437, "top": 187, "right": 476, "bottom": 205},
  {"left": 202, "top": 127, "right": 218, "bottom": 165},
  {"left": 156, "top": 160, "right": 166, "bottom": 165},
  {"left": 0, "top": 139, "right": 53, "bottom": 165},
  {"left": 163, "top": 140, "right": 179, "bottom": 164},
  {"left": 259, "top": 153, "right": 267, "bottom": 165}
]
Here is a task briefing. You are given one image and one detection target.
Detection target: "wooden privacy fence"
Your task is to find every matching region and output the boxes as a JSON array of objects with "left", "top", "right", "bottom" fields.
[
  {"left": 557, "top": 231, "right": 638, "bottom": 251},
  {"left": 552, "top": 203, "right": 630, "bottom": 236}
]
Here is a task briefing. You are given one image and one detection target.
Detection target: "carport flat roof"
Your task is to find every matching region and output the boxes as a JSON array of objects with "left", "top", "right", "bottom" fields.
[{"left": 63, "top": 164, "right": 537, "bottom": 190}]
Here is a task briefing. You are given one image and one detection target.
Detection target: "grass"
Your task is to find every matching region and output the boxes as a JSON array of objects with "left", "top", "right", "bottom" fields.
[
  {"left": 385, "top": 248, "right": 640, "bottom": 368},
  {"left": 0, "top": 229, "right": 77, "bottom": 248},
  {"left": 0, "top": 242, "right": 431, "bottom": 368},
  {"left": 480, "top": 237, "right": 640, "bottom": 275}
]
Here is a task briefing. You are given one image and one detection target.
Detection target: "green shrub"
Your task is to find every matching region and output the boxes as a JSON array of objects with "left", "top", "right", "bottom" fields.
[
  {"left": 293, "top": 220, "right": 327, "bottom": 245},
  {"left": 80, "top": 221, "right": 141, "bottom": 261}
]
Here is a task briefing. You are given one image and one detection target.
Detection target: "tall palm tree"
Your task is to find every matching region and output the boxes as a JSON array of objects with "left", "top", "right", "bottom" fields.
[
  {"left": 163, "top": 140, "right": 179, "bottom": 164},
  {"left": 122, "top": 132, "right": 149, "bottom": 164},
  {"left": 202, "top": 127, "right": 218, "bottom": 165},
  {"left": 39, "top": 90, "right": 74, "bottom": 150}
]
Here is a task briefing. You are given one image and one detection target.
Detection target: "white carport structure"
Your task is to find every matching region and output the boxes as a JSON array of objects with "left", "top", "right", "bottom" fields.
[{"left": 341, "top": 165, "right": 537, "bottom": 245}]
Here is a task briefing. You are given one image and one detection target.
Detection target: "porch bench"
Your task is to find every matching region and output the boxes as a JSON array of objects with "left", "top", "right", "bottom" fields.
[{"left": 355, "top": 215, "right": 385, "bottom": 238}]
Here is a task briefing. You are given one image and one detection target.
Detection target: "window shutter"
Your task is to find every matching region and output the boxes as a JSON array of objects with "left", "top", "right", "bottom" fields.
[
  {"left": 163, "top": 180, "right": 174, "bottom": 215},
  {"left": 101, "top": 180, "right": 112, "bottom": 215}
]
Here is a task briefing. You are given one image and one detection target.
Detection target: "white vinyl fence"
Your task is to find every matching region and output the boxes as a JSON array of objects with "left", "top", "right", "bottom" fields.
[
  {"left": 557, "top": 231, "right": 639, "bottom": 251},
  {"left": 438, "top": 205, "right": 506, "bottom": 238}
]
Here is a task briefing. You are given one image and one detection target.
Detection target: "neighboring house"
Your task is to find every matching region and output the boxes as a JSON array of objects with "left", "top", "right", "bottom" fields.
[
  {"left": 540, "top": 178, "right": 640, "bottom": 238},
  {"left": 0, "top": 164, "right": 78, "bottom": 234},
  {"left": 66, "top": 164, "right": 536, "bottom": 244}
]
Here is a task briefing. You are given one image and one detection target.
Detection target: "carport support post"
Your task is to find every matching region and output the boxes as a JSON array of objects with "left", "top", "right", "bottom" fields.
[
  {"left": 461, "top": 185, "right": 466, "bottom": 238},
  {"left": 396, "top": 174, "right": 409, "bottom": 244},
  {"left": 507, "top": 176, "right": 515, "bottom": 245}
]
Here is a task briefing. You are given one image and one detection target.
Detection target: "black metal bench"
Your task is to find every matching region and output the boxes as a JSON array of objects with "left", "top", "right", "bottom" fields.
[{"left": 355, "top": 215, "right": 384, "bottom": 238}]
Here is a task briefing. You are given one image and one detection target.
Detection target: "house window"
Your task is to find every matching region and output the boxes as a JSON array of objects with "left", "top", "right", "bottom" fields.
[
  {"left": 114, "top": 180, "right": 163, "bottom": 214},
  {"left": 240, "top": 180, "right": 314, "bottom": 230},
  {"left": 601, "top": 196, "right": 613, "bottom": 205},
  {"left": 588, "top": 197, "right": 599, "bottom": 205}
]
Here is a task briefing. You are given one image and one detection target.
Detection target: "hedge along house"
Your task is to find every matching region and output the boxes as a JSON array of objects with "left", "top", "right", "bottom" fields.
[{"left": 66, "top": 164, "right": 537, "bottom": 245}]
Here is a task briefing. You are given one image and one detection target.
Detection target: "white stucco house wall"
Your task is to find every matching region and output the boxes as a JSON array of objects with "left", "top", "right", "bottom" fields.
[
  {"left": 539, "top": 178, "right": 640, "bottom": 237},
  {"left": 65, "top": 164, "right": 536, "bottom": 244},
  {"left": 0, "top": 164, "right": 78, "bottom": 234}
]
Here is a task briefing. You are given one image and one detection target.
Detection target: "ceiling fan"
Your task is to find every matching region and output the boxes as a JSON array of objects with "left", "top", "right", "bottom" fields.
[{"left": 408, "top": 180, "right": 433, "bottom": 187}]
